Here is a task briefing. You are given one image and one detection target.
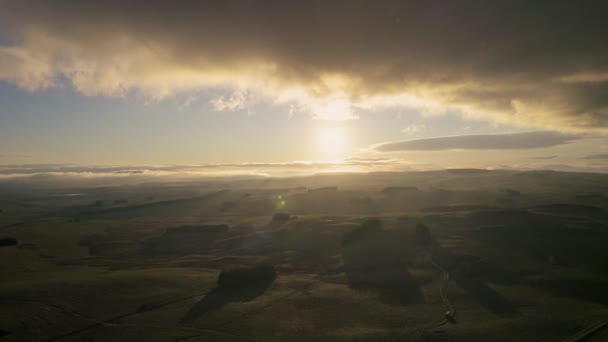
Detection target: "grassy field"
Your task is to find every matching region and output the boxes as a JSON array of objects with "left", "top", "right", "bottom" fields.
[{"left": 1, "top": 170, "right": 607, "bottom": 341}]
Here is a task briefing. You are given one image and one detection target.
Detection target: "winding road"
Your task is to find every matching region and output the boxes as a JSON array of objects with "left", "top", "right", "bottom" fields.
[
  {"left": 431, "top": 260, "right": 455, "bottom": 320},
  {"left": 408, "top": 256, "right": 455, "bottom": 341}
]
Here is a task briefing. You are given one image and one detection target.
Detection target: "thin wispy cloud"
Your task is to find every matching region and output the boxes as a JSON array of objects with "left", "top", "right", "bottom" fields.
[
  {"left": 210, "top": 90, "right": 252, "bottom": 112},
  {"left": 178, "top": 95, "right": 198, "bottom": 110},
  {"left": 0, "top": 153, "right": 33, "bottom": 158},
  {"left": 402, "top": 124, "right": 426, "bottom": 135}
]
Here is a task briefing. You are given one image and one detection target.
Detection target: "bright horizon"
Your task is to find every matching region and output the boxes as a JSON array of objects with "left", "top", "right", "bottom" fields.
[{"left": 1, "top": 1, "right": 607, "bottom": 177}]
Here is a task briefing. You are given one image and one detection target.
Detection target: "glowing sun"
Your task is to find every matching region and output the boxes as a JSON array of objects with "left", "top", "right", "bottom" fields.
[{"left": 317, "top": 124, "right": 350, "bottom": 161}]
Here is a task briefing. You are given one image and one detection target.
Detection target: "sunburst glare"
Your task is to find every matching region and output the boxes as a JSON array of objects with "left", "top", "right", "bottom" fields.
[{"left": 316, "top": 123, "right": 350, "bottom": 162}]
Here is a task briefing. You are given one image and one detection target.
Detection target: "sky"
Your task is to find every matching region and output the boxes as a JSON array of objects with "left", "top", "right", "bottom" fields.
[{"left": 1, "top": 1, "right": 607, "bottom": 177}]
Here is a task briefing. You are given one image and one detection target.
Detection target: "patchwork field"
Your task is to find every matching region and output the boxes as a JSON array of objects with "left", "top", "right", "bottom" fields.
[{"left": 1, "top": 170, "right": 607, "bottom": 341}]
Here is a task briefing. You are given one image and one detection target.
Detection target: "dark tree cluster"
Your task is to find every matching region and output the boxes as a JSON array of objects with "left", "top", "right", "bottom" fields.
[
  {"left": 217, "top": 264, "right": 277, "bottom": 290},
  {"left": 0, "top": 237, "right": 18, "bottom": 247}
]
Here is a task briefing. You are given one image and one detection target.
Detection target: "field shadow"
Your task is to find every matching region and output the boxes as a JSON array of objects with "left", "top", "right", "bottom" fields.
[
  {"left": 142, "top": 224, "right": 230, "bottom": 255},
  {"left": 344, "top": 263, "right": 422, "bottom": 305},
  {"left": 424, "top": 221, "right": 519, "bottom": 316},
  {"left": 181, "top": 265, "right": 276, "bottom": 322},
  {"left": 452, "top": 274, "right": 518, "bottom": 315},
  {"left": 342, "top": 219, "right": 422, "bottom": 305},
  {"left": 473, "top": 221, "right": 608, "bottom": 271},
  {"left": 432, "top": 250, "right": 518, "bottom": 315},
  {"left": 533, "top": 277, "right": 608, "bottom": 305}
]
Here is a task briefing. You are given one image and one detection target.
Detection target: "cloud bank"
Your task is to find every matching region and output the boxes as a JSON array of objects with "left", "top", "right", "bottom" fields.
[
  {"left": 374, "top": 131, "right": 580, "bottom": 152},
  {"left": 1, "top": 1, "right": 608, "bottom": 128},
  {"left": 0, "top": 160, "right": 417, "bottom": 181}
]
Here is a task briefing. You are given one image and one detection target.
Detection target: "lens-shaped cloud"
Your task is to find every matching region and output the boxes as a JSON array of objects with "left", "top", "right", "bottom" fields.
[{"left": 374, "top": 131, "right": 581, "bottom": 152}]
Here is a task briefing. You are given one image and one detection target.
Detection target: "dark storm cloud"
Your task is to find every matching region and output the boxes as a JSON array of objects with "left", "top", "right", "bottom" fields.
[
  {"left": 374, "top": 131, "right": 580, "bottom": 152},
  {"left": 1, "top": 1, "right": 608, "bottom": 129}
]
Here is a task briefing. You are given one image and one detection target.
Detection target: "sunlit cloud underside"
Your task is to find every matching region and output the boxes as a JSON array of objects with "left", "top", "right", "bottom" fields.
[{"left": 1, "top": 1, "right": 608, "bottom": 132}]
